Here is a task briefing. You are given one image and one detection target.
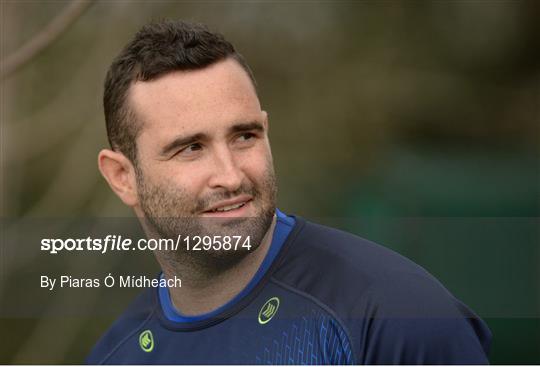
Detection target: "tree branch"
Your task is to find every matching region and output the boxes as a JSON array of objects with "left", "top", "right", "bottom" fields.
[{"left": 1, "top": 0, "right": 94, "bottom": 80}]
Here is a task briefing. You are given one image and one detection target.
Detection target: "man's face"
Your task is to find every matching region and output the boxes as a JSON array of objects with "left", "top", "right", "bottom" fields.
[{"left": 127, "top": 58, "right": 276, "bottom": 265}]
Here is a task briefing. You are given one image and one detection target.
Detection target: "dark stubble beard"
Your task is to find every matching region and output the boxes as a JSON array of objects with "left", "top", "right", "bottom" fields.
[{"left": 135, "top": 161, "right": 277, "bottom": 277}]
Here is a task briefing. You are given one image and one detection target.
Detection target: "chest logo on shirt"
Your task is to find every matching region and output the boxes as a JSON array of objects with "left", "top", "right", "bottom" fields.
[
  {"left": 258, "top": 297, "right": 280, "bottom": 325},
  {"left": 139, "top": 329, "right": 154, "bottom": 352}
]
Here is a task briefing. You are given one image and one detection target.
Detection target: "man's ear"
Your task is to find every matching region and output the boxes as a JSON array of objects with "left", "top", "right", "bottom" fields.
[{"left": 97, "top": 149, "right": 139, "bottom": 207}]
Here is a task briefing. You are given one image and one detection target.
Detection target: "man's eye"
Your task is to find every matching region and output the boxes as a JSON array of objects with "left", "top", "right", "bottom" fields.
[
  {"left": 237, "top": 133, "right": 255, "bottom": 142},
  {"left": 178, "top": 143, "right": 202, "bottom": 156}
]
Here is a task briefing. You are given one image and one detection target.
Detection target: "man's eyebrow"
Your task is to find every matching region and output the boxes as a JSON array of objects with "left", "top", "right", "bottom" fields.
[
  {"left": 229, "top": 121, "right": 264, "bottom": 134},
  {"left": 159, "top": 122, "right": 263, "bottom": 157},
  {"left": 160, "top": 132, "right": 206, "bottom": 157}
]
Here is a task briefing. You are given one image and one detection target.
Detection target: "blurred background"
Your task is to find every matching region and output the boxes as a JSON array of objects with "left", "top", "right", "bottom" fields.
[{"left": 1, "top": 0, "right": 539, "bottom": 364}]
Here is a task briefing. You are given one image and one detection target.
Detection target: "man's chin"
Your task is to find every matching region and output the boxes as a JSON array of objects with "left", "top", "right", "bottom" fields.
[
  {"left": 198, "top": 216, "right": 249, "bottom": 229},
  {"left": 195, "top": 216, "right": 265, "bottom": 237}
]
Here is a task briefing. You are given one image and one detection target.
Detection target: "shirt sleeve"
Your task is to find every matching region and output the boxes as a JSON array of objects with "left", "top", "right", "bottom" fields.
[{"left": 361, "top": 272, "right": 492, "bottom": 364}]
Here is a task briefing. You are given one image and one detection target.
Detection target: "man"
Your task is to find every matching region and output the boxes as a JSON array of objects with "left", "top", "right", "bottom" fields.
[{"left": 87, "top": 20, "right": 491, "bottom": 364}]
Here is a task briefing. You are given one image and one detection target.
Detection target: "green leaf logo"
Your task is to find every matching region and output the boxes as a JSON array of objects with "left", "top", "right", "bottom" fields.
[
  {"left": 139, "top": 329, "right": 154, "bottom": 352},
  {"left": 258, "top": 297, "right": 280, "bottom": 325}
]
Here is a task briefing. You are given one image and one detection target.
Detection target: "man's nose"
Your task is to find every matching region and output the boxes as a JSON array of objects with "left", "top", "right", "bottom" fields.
[{"left": 207, "top": 146, "right": 244, "bottom": 192}]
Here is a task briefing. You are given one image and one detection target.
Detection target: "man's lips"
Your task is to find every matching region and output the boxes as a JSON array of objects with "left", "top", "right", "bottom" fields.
[{"left": 200, "top": 195, "right": 253, "bottom": 215}]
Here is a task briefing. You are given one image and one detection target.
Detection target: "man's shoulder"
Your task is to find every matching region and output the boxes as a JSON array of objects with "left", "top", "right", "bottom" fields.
[
  {"left": 85, "top": 287, "right": 157, "bottom": 364},
  {"left": 274, "top": 217, "right": 491, "bottom": 363},
  {"left": 278, "top": 218, "right": 437, "bottom": 286},
  {"left": 275, "top": 217, "right": 467, "bottom": 317}
]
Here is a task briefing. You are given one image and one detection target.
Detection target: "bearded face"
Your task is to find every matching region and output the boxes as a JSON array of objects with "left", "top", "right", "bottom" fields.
[
  {"left": 123, "top": 59, "right": 276, "bottom": 272},
  {"left": 135, "top": 156, "right": 277, "bottom": 269}
]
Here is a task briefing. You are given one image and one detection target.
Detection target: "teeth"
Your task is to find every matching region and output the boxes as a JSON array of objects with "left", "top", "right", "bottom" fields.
[{"left": 213, "top": 202, "right": 245, "bottom": 212}]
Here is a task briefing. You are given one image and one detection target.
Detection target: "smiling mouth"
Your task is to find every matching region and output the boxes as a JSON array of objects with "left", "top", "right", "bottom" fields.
[
  {"left": 209, "top": 201, "right": 246, "bottom": 213},
  {"left": 201, "top": 197, "right": 252, "bottom": 215}
]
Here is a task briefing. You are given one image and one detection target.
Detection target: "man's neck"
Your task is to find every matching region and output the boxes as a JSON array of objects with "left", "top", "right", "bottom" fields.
[{"left": 160, "top": 216, "right": 277, "bottom": 316}]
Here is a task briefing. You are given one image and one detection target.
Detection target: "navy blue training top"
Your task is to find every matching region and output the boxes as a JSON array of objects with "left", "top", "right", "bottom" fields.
[{"left": 86, "top": 210, "right": 491, "bottom": 364}]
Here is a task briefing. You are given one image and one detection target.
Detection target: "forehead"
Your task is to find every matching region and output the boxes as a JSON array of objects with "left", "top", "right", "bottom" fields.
[{"left": 128, "top": 58, "right": 261, "bottom": 145}]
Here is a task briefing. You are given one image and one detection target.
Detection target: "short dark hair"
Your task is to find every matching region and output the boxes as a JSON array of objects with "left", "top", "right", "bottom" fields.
[{"left": 103, "top": 20, "right": 256, "bottom": 163}]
